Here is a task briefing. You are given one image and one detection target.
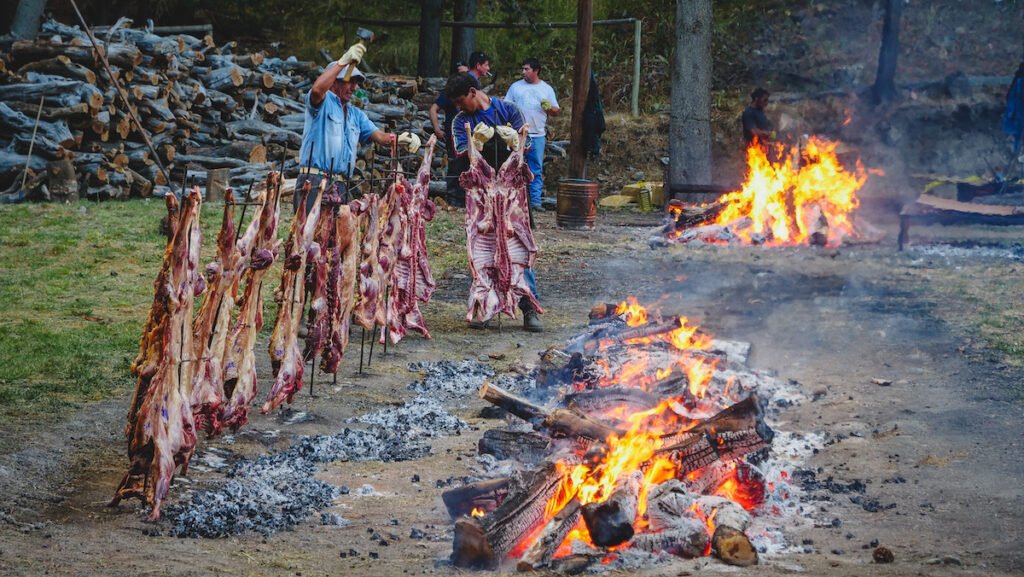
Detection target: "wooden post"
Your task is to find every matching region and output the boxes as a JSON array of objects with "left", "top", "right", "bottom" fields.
[
  {"left": 632, "top": 18, "right": 641, "bottom": 117},
  {"left": 568, "top": 0, "right": 593, "bottom": 180},
  {"left": 206, "top": 168, "right": 229, "bottom": 202}
]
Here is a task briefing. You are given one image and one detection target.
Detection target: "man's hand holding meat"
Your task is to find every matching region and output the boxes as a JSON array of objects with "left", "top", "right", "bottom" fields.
[{"left": 495, "top": 125, "right": 520, "bottom": 151}]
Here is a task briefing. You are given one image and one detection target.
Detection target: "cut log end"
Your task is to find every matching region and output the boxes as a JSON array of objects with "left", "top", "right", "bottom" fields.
[
  {"left": 452, "top": 518, "right": 496, "bottom": 570},
  {"left": 712, "top": 525, "right": 758, "bottom": 566}
]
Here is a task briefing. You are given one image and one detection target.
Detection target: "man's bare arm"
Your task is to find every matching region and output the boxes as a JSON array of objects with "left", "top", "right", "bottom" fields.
[{"left": 429, "top": 103, "right": 444, "bottom": 139}]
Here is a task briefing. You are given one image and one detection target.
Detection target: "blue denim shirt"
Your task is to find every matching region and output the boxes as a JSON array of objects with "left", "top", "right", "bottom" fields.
[{"left": 299, "top": 91, "right": 378, "bottom": 176}]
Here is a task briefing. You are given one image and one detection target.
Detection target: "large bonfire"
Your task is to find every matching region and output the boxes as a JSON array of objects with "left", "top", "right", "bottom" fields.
[
  {"left": 666, "top": 136, "right": 881, "bottom": 247},
  {"left": 450, "top": 297, "right": 805, "bottom": 571}
]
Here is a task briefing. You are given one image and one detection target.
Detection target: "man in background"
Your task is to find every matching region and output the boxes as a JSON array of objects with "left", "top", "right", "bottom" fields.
[
  {"left": 504, "top": 57, "right": 560, "bottom": 210},
  {"left": 741, "top": 87, "right": 775, "bottom": 146},
  {"left": 430, "top": 52, "right": 492, "bottom": 207}
]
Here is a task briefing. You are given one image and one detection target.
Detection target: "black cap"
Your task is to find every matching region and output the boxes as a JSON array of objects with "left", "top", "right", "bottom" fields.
[{"left": 468, "top": 51, "right": 490, "bottom": 68}]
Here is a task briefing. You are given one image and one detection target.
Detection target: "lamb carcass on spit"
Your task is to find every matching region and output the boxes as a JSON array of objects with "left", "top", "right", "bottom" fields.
[
  {"left": 351, "top": 193, "right": 385, "bottom": 331},
  {"left": 190, "top": 190, "right": 262, "bottom": 436},
  {"left": 262, "top": 179, "right": 325, "bottom": 413},
  {"left": 321, "top": 204, "right": 360, "bottom": 373},
  {"left": 460, "top": 124, "right": 542, "bottom": 323},
  {"left": 221, "top": 172, "right": 282, "bottom": 430},
  {"left": 303, "top": 185, "right": 344, "bottom": 366},
  {"left": 385, "top": 135, "right": 438, "bottom": 344},
  {"left": 376, "top": 167, "right": 409, "bottom": 342},
  {"left": 112, "top": 188, "right": 204, "bottom": 520}
]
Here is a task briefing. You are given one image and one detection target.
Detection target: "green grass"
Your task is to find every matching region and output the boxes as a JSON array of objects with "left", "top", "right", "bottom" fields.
[
  {"left": 0, "top": 199, "right": 470, "bottom": 419},
  {"left": 425, "top": 209, "right": 469, "bottom": 279},
  {"left": 0, "top": 200, "right": 295, "bottom": 419}
]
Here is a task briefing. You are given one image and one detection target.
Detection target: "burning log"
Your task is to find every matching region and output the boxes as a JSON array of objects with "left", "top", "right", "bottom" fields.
[
  {"left": 667, "top": 199, "right": 727, "bottom": 230},
  {"left": 581, "top": 471, "right": 642, "bottom": 547},
  {"left": 479, "top": 382, "right": 618, "bottom": 444},
  {"left": 648, "top": 397, "right": 773, "bottom": 476},
  {"left": 451, "top": 462, "right": 566, "bottom": 570},
  {"left": 478, "top": 429, "right": 551, "bottom": 464},
  {"left": 442, "top": 477, "right": 511, "bottom": 520},
  {"left": 563, "top": 386, "right": 662, "bottom": 416},
  {"left": 516, "top": 498, "right": 581, "bottom": 571},
  {"left": 547, "top": 554, "right": 597, "bottom": 575},
  {"left": 628, "top": 517, "right": 710, "bottom": 558}
]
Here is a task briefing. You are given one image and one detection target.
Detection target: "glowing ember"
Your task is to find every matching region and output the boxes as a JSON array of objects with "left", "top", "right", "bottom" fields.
[{"left": 470, "top": 507, "right": 485, "bottom": 518}]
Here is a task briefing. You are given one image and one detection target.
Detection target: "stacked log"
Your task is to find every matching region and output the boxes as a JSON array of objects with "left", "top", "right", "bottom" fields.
[{"left": 0, "top": 18, "right": 454, "bottom": 203}]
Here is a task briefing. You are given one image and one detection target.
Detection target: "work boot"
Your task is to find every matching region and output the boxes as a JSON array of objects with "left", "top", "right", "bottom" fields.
[{"left": 522, "top": 308, "right": 544, "bottom": 333}]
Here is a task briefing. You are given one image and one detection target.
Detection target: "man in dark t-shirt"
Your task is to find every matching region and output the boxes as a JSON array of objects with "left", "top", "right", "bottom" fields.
[{"left": 741, "top": 87, "right": 774, "bottom": 145}]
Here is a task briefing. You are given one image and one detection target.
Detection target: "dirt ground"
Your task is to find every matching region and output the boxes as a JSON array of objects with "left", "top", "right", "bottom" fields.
[{"left": 1, "top": 206, "right": 1022, "bottom": 577}]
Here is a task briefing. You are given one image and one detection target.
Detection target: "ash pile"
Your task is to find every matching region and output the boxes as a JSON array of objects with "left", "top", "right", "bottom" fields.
[
  {"left": 163, "top": 360, "right": 477, "bottom": 538},
  {"left": 442, "top": 298, "right": 819, "bottom": 573}
]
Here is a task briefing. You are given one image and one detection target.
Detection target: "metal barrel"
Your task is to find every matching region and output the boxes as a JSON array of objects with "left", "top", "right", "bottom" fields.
[{"left": 556, "top": 179, "right": 599, "bottom": 230}]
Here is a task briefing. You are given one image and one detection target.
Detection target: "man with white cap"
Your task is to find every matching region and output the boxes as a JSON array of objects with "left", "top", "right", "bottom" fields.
[{"left": 295, "top": 44, "right": 398, "bottom": 212}]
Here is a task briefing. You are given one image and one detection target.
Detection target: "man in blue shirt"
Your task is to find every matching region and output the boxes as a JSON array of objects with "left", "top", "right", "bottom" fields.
[
  {"left": 429, "top": 52, "right": 491, "bottom": 208},
  {"left": 446, "top": 73, "right": 544, "bottom": 333},
  {"left": 295, "top": 48, "right": 395, "bottom": 213}
]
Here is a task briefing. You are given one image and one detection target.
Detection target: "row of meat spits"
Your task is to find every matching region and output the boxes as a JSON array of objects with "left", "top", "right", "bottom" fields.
[{"left": 111, "top": 137, "right": 440, "bottom": 518}]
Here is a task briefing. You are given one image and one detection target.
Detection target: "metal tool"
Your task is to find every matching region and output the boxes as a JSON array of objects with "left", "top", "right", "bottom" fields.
[{"left": 341, "top": 27, "right": 376, "bottom": 82}]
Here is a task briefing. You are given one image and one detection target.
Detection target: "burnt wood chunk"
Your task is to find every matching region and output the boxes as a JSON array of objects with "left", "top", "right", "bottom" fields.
[
  {"left": 441, "top": 478, "right": 511, "bottom": 520},
  {"left": 479, "top": 429, "right": 550, "bottom": 463},
  {"left": 479, "top": 382, "right": 619, "bottom": 443},
  {"left": 580, "top": 471, "right": 641, "bottom": 547},
  {"left": 516, "top": 498, "right": 581, "bottom": 571},
  {"left": 451, "top": 463, "right": 566, "bottom": 570},
  {"left": 629, "top": 516, "right": 710, "bottom": 558}
]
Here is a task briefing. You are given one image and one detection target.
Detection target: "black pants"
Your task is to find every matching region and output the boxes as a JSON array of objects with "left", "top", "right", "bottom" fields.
[
  {"left": 445, "top": 134, "right": 467, "bottom": 208},
  {"left": 294, "top": 174, "right": 350, "bottom": 214}
]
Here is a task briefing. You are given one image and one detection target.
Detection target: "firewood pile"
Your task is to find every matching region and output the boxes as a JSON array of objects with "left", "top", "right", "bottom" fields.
[
  {"left": 0, "top": 18, "right": 450, "bottom": 203},
  {"left": 443, "top": 298, "right": 808, "bottom": 572}
]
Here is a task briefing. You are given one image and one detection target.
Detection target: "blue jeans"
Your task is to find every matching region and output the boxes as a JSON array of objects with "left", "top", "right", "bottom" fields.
[
  {"left": 524, "top": 267, "right": 538, "bottom": 300},
  {"left": 525, "top": 135, "right": 545, "bottom": 208}
]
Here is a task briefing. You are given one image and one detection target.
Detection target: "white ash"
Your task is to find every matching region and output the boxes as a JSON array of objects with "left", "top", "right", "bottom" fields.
[
  {"left": 353, "top": 395, "right": 469, "bottom": 437},
  {"left": 407, "top": 360, "right": 494, "bottom": 397},
  {"left": 908, "top": 243, "right": 1024, "bottom": 262},
  {"left": 321, "top": 512, "right": 350, "bottom": 526},
  {"left": 490, "top": 370, "right": 538, "bottom": 395},
  {"left": 164, "top": 427, "right": 429, "bottom": 538},
  {"left": 354, "top": 484, "right": 384, "bottom": 497}
]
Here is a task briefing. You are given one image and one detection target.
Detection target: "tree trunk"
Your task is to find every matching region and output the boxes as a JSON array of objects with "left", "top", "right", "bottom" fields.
[
  {"left": 9, "top": 0, "right": 46, "bottom": 39},
  {"left": 872, "top": 0, "right": 903, "bottom": 104},
  {"left": 568, "top": 0, "right": 594, "bottom": 180},
  {"left": 450, "top": 0, "right": 477, "bottom": 73},
  {"left": 669, "top": 0, "right": 713, "bottom": 190},
  {"left": 417, "top": 0, "right": 444, "bottom": 77}
]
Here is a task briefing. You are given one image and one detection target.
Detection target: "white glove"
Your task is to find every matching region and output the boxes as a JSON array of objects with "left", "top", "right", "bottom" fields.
[
  {"left": 397, "top": 132, "right": 421, "bottom": 154},
  {"left": 471, "top": 122, "right": 494, "bottom": 152},
  {"left": 336, "top": 42, "right": 366, "bottom": 67},
  {"left": 495, "top": 125, "right": 520, "bottom": 150}
]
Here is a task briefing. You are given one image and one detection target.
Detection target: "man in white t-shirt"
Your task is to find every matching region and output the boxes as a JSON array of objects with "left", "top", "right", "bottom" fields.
[{"left": 505, "top": 58, "right": 560, "bottom": 210}]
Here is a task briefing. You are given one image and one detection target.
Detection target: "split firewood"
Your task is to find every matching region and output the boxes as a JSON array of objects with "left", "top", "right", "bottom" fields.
[
  {"left": 712, "top": 525, "right": 758, "bottom": 566},
  {"left": 451, "top": 462, "right": 567, "bottom": 570},
  {"left": 516, "top": 498, "right": 581, "bottom": 571},
  {"left": 479, "top": 382, "right": 619, "bottom": 444}
]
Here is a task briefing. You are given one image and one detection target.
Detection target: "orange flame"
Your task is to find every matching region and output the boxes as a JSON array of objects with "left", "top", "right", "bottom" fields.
[
  {"left": 614, "top": 297, "right": 649, "bottom": 327},
  {"left": 712, "top": 136, "right": 871, "bottom": 246},
  {"left": 470, "top": 507, "right": 485, "bottom": 518}
]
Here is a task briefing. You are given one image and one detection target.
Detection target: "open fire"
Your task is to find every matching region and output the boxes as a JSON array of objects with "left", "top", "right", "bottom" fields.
[
  {"left": 664, "top": 137, "right": 883, "bottom": 247},
  {"left": 447, "top": 298, "right": 802, "bottom": 572}
]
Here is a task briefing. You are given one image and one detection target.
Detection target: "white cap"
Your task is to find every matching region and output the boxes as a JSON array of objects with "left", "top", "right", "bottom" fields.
[{"left": 335, "top": 64, "right": 365, "bottom": 82}]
